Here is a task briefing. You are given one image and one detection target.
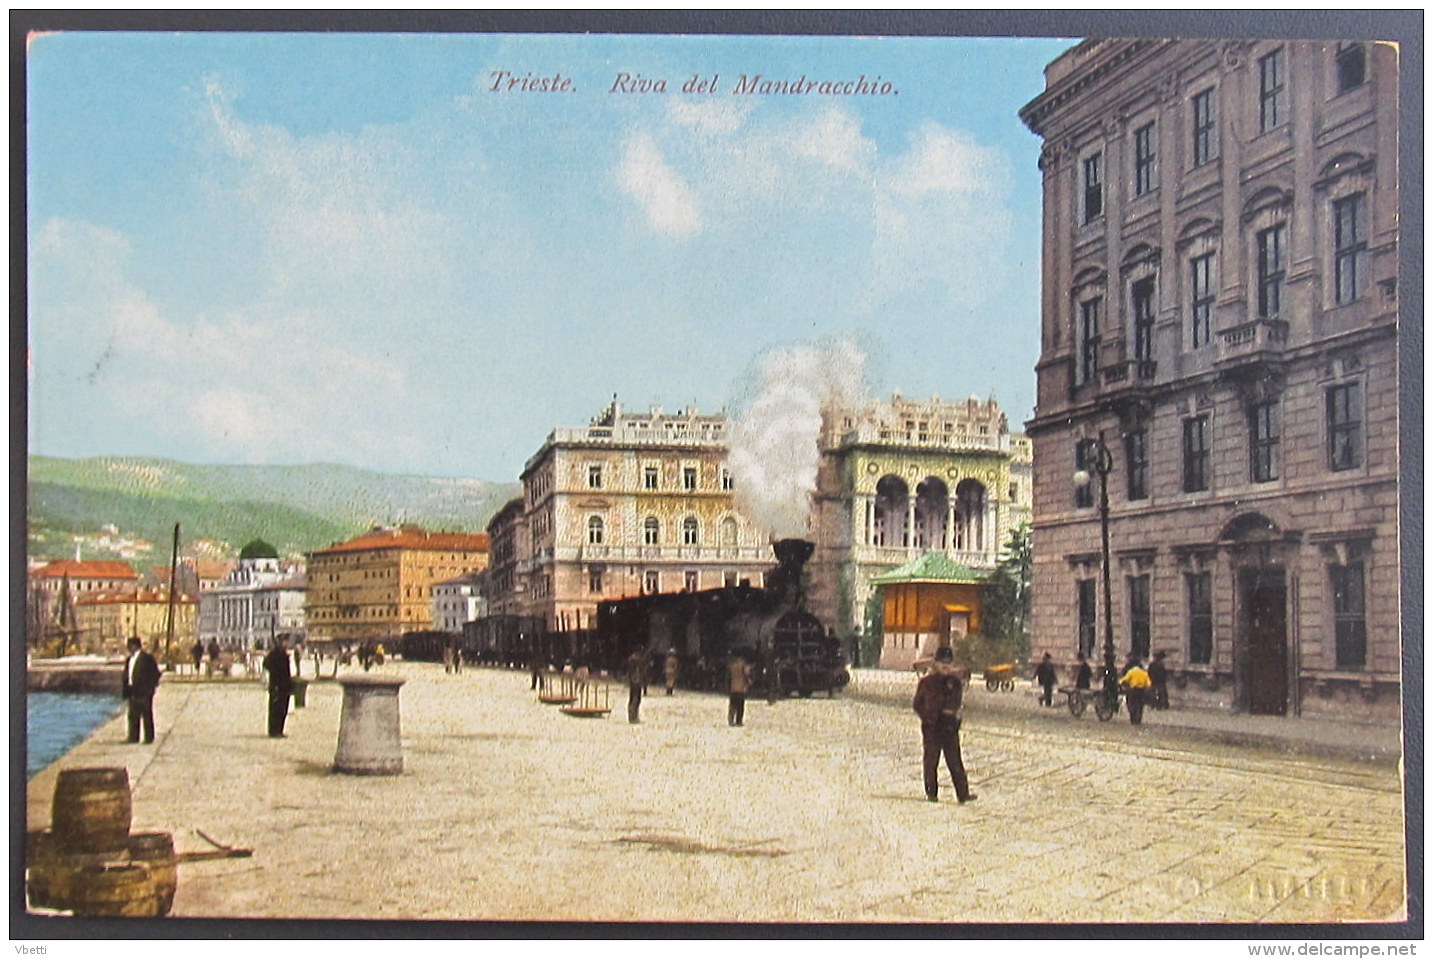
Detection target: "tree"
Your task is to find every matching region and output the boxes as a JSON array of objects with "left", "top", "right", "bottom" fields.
[{"left": 982, "top": 522, "right": 1032, "bottom": 661}]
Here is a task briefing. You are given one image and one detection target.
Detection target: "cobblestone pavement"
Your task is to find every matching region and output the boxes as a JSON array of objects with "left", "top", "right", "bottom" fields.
[{"left": 25, "top": 663, "right": 1407, "bottom": 925}]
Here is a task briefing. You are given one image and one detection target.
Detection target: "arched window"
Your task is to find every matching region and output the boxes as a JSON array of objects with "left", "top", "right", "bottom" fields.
[
  {"left": 874, "top": 475, "right": 910, "bottom": 548},
  {"left": 955, "top": 479, "right": 986, "bottom": 552},
  {"left": 587, "top": 516, "right": 604, "bottom": 545},
  {"left": 643, "top": 516, "right": 660, "bottom": 546},
  {"left": 682, "top": 516, "right": 700, "bottom": 546},
  {"left": 914, "top": 477, "right": 949, "bottom": 550},
  {"left": 720, "top": 517, "right": 739, "bottom": 547}
]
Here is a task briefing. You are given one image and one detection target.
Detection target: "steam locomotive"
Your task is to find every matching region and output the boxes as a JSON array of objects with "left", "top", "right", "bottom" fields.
[
  {"left": 595, "top": 538, "right": 849, "bottom": 697},
  {"left": 454, "top": 538, "right": 849, "bottom": 697}
]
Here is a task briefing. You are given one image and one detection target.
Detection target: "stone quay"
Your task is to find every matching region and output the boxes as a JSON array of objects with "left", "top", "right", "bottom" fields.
[{"left": 23, "top": 662, "right": 1406, "bottom": 925}]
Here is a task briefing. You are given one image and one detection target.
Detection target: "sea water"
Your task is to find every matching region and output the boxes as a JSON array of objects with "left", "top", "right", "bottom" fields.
[{"left": 26, "top": 691, "right": 123, "bottom": 780}]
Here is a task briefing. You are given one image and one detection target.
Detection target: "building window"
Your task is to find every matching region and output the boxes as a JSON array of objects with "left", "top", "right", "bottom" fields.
[
  {"left": 1125, "top": 429, "right": 1148, "bottom": 501},
  {"left": 1132, "top": 277, "right": 1155, "bottom": 363},
  {"left": 1190, "top": 252, "right": 1215, "bottom": 348},
  {"left": 1077, "top": 578, "right": 1097, "bottom": 658},
  {"left": 1078, "top": 296, "right": 1102, "bottom": 385},
  {"left": 1333, "top": 193, "right": 1367, "bottom": 305},
  {"left": 587, "top": 516, "right": 605, "bottom": 545},
  {"left": 643, "top": 516, "right": 660, "bottom": 546},
  {"left": 682, "top": 516, "right": 699, "bottom": 546},
  {"left": 1331, "top": 562, "right": 1366, "bottom": 667},
  {"left": 644, "top": 465, "right": 659, "bottom": 490},
  {"left": 683, "top": 467, "right": 698, "bottom": 491},
  {"left": 1336, "top": 42, "right": 1367, "bottom": 94},
  {"left": 1083, "top": 153, "right": 1103, "bottom": 224},
  {"left": 1249, "top": 400, "right": 1280, "bottom": 483},
  {"left": 1128, "top": 574, "right": 1151, "bottom": 661},
  {"left": 684, "top": 570, "right": 699, "bottom": 592},
  {"left": 1191, "top": 87, "right": 1216, "bottom": 166},
  {"left": 588, "top": 569, "right": 604, "bottom": 594},
  {"left": 723, "top": 570, "right": 739, "bottom": 588},
  {"left": 721, "top": 468, "right": 733, "bottom": 491},
  {"left": 1258, "top": 48, "right": 1286, "bottom": 133},
  {"left": 1256, "top": 223, "right": 1286, "bottom": 318},
  {"left": 1326, "top": 382, "right": 1363, "bottom": 471},
  {"left": 1133, "top": 123, "right": 1156, "bottom": 196},
  {"left": 644, "top": 570, "right": 660, "bottom": 594},
  {"left": 587, "top": 464, "right": 603, "bottom": 489},
  {"left": 1074, "top": 443, "right": 1095, "bottom": 509},
  {"left": 1182, "top": 415, "right": 1210, "bottom": 492},
  {"left": 1187, "top": 571, "right": 1213, "bottom": 664}
]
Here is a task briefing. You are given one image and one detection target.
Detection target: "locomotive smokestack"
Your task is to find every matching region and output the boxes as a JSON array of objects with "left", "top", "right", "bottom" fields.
[{"left": 772, "top": 538, "right": 815, "bottom": 572}]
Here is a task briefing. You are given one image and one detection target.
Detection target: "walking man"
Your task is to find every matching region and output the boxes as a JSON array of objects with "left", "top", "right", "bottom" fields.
[
  {"left": 122, "top": 637, "right": 161, "bottom": 744},
  {"left": 1074, "top": 652, "right": 1093, "bottom": 690},
  {"left": 727, "top": 652, "right": 753, "bottom": 726},
  {"left": 1148, "top": 651, "right": 1170, "bottom": 710},
  {"left": 190, "top": 640, "right": 204, "bottom": 675},
  {"left": 663, "top": 648, "right": 680, "bottom": 696},
  {"left": 263, "top": 635, "right": 295, "bottom": 737},
  {"left": 912, "top": 646, "right": 976, "bottom": 804},
  {"left": 626, "top": 648, "right": 646, "bottom": 724},
  {"left": 1034, "top": 652, "right": 1058, "bottom": 707},
  {"left": 1120, "top": 658, "right": 1152, "bottom": 725}
]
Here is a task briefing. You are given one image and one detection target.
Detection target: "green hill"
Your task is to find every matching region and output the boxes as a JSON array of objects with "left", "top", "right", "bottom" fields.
[{"left": 26, "top": 456, "right": 521, "bottom": 561}]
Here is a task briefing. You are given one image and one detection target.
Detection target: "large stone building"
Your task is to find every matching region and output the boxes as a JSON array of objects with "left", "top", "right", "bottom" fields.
[
  {"left": 75, "top": 588, "right": 199, "bottom": 658},
  {"left": 808, "top": 393, "right": 1033, "bottom": 656},
  {"left": 198, "top": 539, "right": 307, "bottom": 650},
  {"left": 516, "top": 401, "right": 772, "bottom": 631},
  {"left": 1019, "top": 39, "right": 1399, "bottom": 720},
  {"left": 305, "top": 525, "right": 490, "bottom": 644}
]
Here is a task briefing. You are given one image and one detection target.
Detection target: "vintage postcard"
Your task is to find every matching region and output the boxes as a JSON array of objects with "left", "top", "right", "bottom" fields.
[{"left": 16, "top": 12, "right": 1418, "bottom": 941}]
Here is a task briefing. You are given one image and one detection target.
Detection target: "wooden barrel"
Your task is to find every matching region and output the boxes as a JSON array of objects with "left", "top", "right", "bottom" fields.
[
  {"left": 27, "top": 829, "right": 132, "bottom": 910},
  {"left": 52, "top": 767, "right": 132, "bottom": 855},
  {"left": 127, "top": 832, "right": 176, "bottom": 916},
  {"left": 66, "top": 864, "right": 158, "bottom": 917}
]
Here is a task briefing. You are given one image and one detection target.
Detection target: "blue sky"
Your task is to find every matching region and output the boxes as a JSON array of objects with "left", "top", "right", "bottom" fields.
[{"left": 27, "top": 31, "right": 1077, "bottom": 481}]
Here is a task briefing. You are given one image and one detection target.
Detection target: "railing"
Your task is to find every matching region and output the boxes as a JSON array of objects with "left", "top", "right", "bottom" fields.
[
  {"left": 854, "top": 545, "right": 999, "bottom": 570},
  {"left": 832, "top": 425, "right": 1009, "bottom": 453},
  {"left": 1216, "top": 317, "right": 1289, "bottom": 367},
  {"left": 567, "top": 544, "right": 772, "bottom": 564},
  {"left": 1101, "top": 357, "right": 1157, "bottom": 386}
]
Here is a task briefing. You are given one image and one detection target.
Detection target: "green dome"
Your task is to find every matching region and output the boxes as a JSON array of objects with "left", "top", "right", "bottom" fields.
[{"left": 239, "top": 538, "right": 280, "bottom": 560}]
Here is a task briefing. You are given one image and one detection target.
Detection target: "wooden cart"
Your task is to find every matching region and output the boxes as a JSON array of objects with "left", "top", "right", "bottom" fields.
[{"left": 983, "top": 664, "right": 1017, "bottom": 692}]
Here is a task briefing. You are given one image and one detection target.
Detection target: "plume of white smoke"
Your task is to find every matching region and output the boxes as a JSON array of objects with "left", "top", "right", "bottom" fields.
[{"left": 728, "top": 338, "right": 870, "bottom": 540}]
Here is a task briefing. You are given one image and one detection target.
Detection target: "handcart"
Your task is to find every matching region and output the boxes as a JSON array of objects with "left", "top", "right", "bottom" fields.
[
  {"left": 983, "top": 664, "right": 1017, "bottom": 692},
  {"left": 1060, "top": 684, "right": 1122, "bottom": 721}
]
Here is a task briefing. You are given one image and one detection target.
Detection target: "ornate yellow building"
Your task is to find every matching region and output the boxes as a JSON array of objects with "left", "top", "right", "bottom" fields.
[
  {"left": 809, "top": 394, "right": 1033, "bottom": 658},
  {"left": 305, "top": 525, "right": 490, "bottom": 644}
]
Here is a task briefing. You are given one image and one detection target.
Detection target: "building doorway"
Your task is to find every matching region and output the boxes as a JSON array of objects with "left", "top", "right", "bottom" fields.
[{"left": 1240, "top": 566, "right": 1288, "bottom": 716}]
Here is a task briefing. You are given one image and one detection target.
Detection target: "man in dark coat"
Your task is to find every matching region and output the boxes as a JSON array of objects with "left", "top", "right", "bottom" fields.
[
  {"left": 122, "top": 636, "right": 161, "bottom": 744},
  {"left": 912, "top": 646, "right": 976, "bottom": 804},
  {"left": 1074, "top": 653, "right": 1093, "bottom": 690},
  {"left": 1148, "top": 651, "right": 1170, "bottom": 710},
  {"left": 263, "top": 636, "right": 295, "bottom": 737},
  {"left": 1034, "top": 652, "right": 1058, "bottom": 707},
  {"left": 626, "top": 648, "right": 646, "bottom": 724},
  {"left": 191, "top": 640, "right": 204, "bottom": 673}
]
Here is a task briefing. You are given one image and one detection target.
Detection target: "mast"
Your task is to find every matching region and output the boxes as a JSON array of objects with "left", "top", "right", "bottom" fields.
[{"left": 164, "top": 523, "right": 180, "bottom": 662}]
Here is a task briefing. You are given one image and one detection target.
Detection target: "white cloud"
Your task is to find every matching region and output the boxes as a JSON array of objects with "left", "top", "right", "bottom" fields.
[
  {"left": 785, "top": 105, "right": 873, "bottom": 175},
  {"left": 616, "top": 132, "right": 703, "bottom": 238},
  {"left": 667, "top": 98, "right": 752, "bottom": 137},
  {"left": 29, "top": 217, "right": 424, "bottom": 467},
  {"left": 202, "top": 77, "right": 452, "bottom": 300}
]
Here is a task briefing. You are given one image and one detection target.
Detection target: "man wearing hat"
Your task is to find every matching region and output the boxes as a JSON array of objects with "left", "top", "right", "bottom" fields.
[
  {"left": 122, "top": 636, "right": 161, "bottom": 744},
  {"left": 912, "top": 646, "right": 976, "bottom": 804},
  {"left": 263, "top": 635, "right": 295, "bottom": 737}
]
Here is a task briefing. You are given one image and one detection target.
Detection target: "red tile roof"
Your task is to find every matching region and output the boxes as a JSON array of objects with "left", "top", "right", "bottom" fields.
[
  {"left": 312, "top": 528, "right": 490, "bottom": 556},
  {"left": 31, "top": 560, "right": 140, "bottom": 581}
]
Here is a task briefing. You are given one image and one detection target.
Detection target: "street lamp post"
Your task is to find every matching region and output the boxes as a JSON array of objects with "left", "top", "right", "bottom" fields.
[{"left": 1074, "top": 433, "right": 1119, "bottom": 719}]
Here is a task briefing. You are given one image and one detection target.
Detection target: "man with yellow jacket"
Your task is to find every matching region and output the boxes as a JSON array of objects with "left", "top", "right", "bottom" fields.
[{"left": 1119, "top": 659, "right": 1152, "bottom": 725}]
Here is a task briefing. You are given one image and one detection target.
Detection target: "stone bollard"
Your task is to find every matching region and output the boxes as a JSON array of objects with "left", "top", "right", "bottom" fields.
[{"left": 333, "top": 675, "right": 405, "bottom": 775}]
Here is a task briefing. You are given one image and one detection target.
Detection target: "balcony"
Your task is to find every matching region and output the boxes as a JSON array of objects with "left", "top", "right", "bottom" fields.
[
  {"left": 1216, "top": 317, "right": 1289, "bottom": 372},
  {"left": 1100, "top": 357, "right": 1157, "bottom": 387},
  {"left": 567, "top": 544, "right": 772, "bottom": 565}
]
